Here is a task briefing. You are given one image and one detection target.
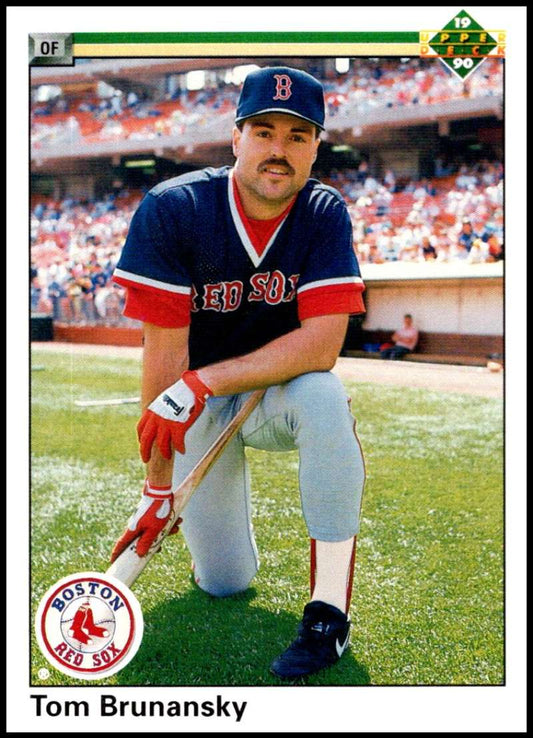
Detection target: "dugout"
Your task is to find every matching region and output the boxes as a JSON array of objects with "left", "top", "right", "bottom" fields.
[{"left": 344, "top": 261, "right": 503, "bottom": 365}]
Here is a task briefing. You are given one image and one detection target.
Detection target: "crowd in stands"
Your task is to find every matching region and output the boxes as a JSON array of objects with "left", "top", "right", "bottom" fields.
[
  {"left": 321, "top": 57, "right": 502, "bottom": 118},
  {"left": 321, "top": 158, "right": 503, "bottom": 265},
  {"left": 31, "top": 82, "right": 242, "bottom": 150},
  {"left": 30, "top": 157, "right": 503, "bottom": 324},
  {"left": 30, "top": 191, "right": 137, "bottom": 325},
  {"left": 31, "top": 58, "right": 503, "bottom": 150}
]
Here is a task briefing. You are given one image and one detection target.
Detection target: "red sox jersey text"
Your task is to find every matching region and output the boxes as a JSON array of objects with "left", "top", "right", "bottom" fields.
[{"left": 113, "top": 166, "right": 365, "bottom": 369}]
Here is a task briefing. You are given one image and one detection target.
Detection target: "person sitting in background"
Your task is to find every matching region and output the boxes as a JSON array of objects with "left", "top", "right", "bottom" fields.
[
  {"left": 457, "top": 218, "right": 477, "bottom": 252},
  {"left": 47, "top": 279, "right": 66, "bottom": 322},
  {"left": 397, "top": 240, "right": 420, "bottom": 262},
  {"left": 30, "top": 277, "right": 42, "bottom": 312},
  {"left": 486, "top": 233, "right": 503, "bottom": 261},
  {"left": 383, "top": 168, "right": 396, "bottom": 192},
  {"left": 380, "top": 314, "right": 419, "bottom": 360},
  {"left": 356, "top": 160, "right": 369, "bottom": 183},
  {"left": 467, "top": 238, "right": 489, "bottom": 264},
  {"left": 367, "top": 242, "right": 385, "bottom": 264},
  {"left": 452, "top": 241, "right": 470, "bottom": 260},
  {"left": 420, "top": 236, "right": 437, "bottom": 260}
]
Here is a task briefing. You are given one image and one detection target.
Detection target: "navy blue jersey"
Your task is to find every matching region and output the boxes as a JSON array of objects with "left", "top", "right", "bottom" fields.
[{"left": 114, "top": 166, "right": 364, "bottom": 370}]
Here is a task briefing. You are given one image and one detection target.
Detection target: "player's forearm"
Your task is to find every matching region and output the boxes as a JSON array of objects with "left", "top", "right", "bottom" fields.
[
  {"left": 197, "top": 314, "right": 349, "bottom": 396},
  {"left": 141, "top": 323, "right": 189, "bottom": 485}
]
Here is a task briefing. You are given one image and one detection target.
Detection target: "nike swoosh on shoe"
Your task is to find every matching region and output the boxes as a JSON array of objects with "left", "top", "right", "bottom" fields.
[{"left": 335, "top": 632, "right": 350, "bottom": 658}]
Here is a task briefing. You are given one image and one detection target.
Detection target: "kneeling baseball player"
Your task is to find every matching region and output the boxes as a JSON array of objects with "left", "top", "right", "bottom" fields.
[{"left": 111, "top": 65, "right": 366, "bottom": 680}]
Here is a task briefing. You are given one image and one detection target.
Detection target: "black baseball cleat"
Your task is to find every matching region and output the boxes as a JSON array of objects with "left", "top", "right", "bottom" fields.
[{"left": 270, "top": 600, "right": 350, "bottom": 680}]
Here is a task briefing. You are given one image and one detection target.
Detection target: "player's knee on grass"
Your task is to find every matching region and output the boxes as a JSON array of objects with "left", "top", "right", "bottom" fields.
[{"left": 192, "top": 561, "right": 258, "bottom": 597}]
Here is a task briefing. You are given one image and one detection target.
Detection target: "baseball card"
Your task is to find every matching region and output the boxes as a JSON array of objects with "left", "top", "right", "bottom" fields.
[{"left": 7, "top": 5, "right": 526, "bottom": 733}]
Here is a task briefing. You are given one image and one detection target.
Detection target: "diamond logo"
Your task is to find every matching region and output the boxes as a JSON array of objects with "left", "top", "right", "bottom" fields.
[{"left": 425, "top": 10, "right": 500, "bottom": 79}]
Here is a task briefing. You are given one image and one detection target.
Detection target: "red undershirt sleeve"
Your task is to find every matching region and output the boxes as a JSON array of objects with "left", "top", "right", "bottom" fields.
[
  {"left": 121, "top": 284, "right": 191, "bottom": 328},
  {"left": 297, "top": 282, "right": 365, "bottom": 321}
]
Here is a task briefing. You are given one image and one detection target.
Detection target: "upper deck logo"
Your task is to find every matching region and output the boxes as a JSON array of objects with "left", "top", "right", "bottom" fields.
[
  {"left": 420, "top": 9, "right": 505, "bottom": 80},
  {"left": 35, "top": 572, "right": 143, "bottom": 680}
]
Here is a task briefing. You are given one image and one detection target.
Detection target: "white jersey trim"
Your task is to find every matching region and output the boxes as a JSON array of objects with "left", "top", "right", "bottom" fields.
[
  {"left": 227, "top": 169, "right": 290, "bottom": 269},
  {"left": 114, "top": 268, "right": 191, "bottom": 295},
  {"left": 298, "top": 276, "right": 364, "bottom": 294}
]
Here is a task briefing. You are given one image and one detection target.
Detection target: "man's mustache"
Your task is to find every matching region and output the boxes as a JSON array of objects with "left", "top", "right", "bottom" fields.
[{"left": 258, "top": 159, "right": 295, "bottom": 175}]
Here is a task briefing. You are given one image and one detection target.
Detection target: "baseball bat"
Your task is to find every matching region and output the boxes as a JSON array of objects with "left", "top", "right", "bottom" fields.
[{"left": 106, "top": 388, "right": 266, "bottom": 587}]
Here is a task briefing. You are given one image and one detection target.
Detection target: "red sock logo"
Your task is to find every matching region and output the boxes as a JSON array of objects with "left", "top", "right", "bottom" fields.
[
  {"left": 83, "top": 605, "right": 110, "bottom": 638},
  {"left": 68, "top": 603, "right": 110, "bottom": 643},
  {"left": 68, "top": 605, "right": 93, "bottom": 645}
]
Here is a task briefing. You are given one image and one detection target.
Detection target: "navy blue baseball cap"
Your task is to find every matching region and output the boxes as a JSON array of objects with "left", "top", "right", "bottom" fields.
[{"left": 235, "top": 66, "right": 325, "bottom": 131}]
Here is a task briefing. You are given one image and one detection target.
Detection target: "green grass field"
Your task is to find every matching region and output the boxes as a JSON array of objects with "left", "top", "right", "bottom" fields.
[{"left": 30, "top": 348, "right": 504, "bottom": 686}]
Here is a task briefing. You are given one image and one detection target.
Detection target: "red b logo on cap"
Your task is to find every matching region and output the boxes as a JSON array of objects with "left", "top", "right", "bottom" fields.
[{"left": 273, "top": 74, "right": 292, "bottom": 100}]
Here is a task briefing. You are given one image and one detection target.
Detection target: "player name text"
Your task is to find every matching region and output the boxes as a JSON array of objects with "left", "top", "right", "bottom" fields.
[{"left": 30, "top": 694, "right": 248, "bottom": 722}]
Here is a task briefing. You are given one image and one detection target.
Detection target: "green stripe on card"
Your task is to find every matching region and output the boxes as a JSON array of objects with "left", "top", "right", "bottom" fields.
[{"left": 73, "top": 31, "right": 419, "bottom": 44}]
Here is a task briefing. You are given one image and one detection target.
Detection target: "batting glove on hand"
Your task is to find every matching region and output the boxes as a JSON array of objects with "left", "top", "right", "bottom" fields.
[
  {"left": 137, "top": 370, "right": 213, "bottom": 463},
  {"left": 110, "top": 481, "right": 182, "bottom": 562}
]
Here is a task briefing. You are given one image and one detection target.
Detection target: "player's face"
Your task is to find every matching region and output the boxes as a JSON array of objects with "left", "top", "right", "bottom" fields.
[{"left": 232, "top": 113, "right": 320, "bottom": 217}]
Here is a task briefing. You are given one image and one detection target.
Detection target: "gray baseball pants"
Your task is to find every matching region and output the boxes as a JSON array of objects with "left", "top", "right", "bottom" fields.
[{"left": 172, "top": 371, "right": 365, "bottom": 596}]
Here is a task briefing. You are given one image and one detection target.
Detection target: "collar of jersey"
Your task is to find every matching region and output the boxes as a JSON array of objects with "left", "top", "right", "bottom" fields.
[{"left": 228, "top": 169, "right": 294, "bottom": 268}]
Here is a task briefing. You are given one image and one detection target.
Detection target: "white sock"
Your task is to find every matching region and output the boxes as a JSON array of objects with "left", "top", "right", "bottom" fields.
[{"left": 310, "top": 536, "right": 357, "bottom": 614}]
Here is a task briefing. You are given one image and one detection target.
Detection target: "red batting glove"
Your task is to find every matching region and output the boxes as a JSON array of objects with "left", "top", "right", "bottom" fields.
[
  {"left": 137, "top": 370, "right": 213, "bottom": 463},
  {"left": 110, "top": 481, "right": 182, "bottom": 562}
]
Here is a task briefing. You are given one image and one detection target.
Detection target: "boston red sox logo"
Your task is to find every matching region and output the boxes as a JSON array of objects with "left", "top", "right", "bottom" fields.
[
  {"left": 273, "top": 74, "right": 292, "bottom": 100},
  {"left": 35, "top": 571, "right": 143, "bottom": 680}
]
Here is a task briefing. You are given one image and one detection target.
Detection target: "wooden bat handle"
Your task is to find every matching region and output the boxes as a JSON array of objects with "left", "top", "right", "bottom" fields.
[{"left": 106, "top": 388, "right": 266, "bottom": 587}]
